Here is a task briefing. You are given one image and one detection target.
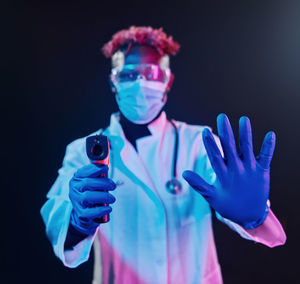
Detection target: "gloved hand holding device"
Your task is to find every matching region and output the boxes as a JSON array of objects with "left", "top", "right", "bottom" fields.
[
  {"left": 183, "top": 113, "right": 275, "bottom": 229},
  {"left": 69, "top": 164, "right": 116, "bottom": 235}
]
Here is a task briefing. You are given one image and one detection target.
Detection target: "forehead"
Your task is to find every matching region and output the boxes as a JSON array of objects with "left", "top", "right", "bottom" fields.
[
  {"left": 111, "top": 45, "right": 170, "bottom": 71},
  {"left": 124, "top": 45, "right": 162, "bottom": 65}
]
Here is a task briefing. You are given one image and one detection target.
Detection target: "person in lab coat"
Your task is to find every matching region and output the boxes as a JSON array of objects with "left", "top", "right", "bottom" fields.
[{"left": 41, "top": 26, "right": 286, "bottom": 284}]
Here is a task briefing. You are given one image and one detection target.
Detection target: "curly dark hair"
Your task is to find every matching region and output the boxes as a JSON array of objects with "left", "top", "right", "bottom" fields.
[{"left": 102, "top": 26, "right": 180, "bottom": 58}]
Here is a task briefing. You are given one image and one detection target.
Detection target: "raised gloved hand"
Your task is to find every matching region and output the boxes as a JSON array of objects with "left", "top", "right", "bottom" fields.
[
  {"left": 183, "top": 113, "right": 275, "bottom": 229},
  {"left": 69, "top": 164, "right": 116, "bottom": 235}
]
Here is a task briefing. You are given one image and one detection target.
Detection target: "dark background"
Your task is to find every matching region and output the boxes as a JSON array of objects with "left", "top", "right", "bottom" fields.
[{"left": 3, "top": 0, "right": 300, "bottom": 283}]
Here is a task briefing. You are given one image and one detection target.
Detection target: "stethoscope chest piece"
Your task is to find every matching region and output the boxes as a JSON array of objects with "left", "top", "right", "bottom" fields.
[{"left": 166, "top": 178, "right": 182, "bottom": 194}]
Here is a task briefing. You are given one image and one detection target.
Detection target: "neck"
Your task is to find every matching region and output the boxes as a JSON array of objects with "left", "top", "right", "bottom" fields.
[{"left": 119, "top": 108, "right": 164, "bottom": 151}]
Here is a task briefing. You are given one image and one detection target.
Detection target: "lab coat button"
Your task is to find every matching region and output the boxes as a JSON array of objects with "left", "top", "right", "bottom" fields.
[{"left": 115, "top": 180, "right": 124, "bottom": 187}]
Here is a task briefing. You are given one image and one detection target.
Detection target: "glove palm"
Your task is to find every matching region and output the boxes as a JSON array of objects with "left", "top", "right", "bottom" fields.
[{"left": 183, "top": 114, "right": 275, "bottom": 229}]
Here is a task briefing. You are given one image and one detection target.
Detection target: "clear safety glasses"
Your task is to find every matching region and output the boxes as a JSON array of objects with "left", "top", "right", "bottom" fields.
[{"left": 110, "top": 64, "right": 171, "bottom": 83}]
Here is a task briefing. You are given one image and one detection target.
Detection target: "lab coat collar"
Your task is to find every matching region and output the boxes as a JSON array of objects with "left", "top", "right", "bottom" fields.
[
  {"left": 103, "top": 111, "right": 168, "bottom": 206},
  {"left": 147, "top": 111, "right": 168, "bottom": 136},
  {"left": 106, "top": 110, "right": 168, "bottom": 139}
]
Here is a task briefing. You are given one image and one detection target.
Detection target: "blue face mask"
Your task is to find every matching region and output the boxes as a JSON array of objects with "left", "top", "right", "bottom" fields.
[{"left": 115, "top": 79, "right": 168, "bottom": 124}]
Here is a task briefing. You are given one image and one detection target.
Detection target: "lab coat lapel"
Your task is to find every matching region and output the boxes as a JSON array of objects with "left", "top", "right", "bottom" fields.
[{"left": 104, "top": 112, "right": 162, "bottom": 205}]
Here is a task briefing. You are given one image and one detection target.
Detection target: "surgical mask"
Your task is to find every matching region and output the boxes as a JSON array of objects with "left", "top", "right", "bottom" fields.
[{"left": 115, "top": 79, "right": 168, "bottom": 124}]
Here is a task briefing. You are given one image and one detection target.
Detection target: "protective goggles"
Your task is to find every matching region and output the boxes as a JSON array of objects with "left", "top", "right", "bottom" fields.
[{"left": 110, "top": 64, "right": 171, "bottom": 83}]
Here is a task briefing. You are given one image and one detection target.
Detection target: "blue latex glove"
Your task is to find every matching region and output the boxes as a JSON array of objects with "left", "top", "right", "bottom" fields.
[
  {"left": 69, "top": 164, "right": 116, "bottom": 235},
  {"left": 183, "top": 113, "right": 275, "bottom": 229}
]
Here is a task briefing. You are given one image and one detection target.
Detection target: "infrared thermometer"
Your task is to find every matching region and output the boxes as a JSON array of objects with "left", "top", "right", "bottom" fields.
[{"left": 86, "top": 134, "right": 110, "bottom": 224}]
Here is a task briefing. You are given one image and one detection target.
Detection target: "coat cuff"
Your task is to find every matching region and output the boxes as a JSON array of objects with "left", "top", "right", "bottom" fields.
[
  {"left": 64, "top": 229, "right": 98, "bottom": 267},
  {"left": 41, "top": 197, "right": 98, "bottom": 268},
  {"left": 242, "top": 208, "right": 287, "bottom": 247},
  {"left": 216, "top": 206, "right": 286, "bottom": 248}
]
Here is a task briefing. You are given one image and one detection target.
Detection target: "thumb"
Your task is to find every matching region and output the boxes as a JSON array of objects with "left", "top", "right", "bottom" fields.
[{"left": 182, "top": 170, "right": 215, "bottom": 200}]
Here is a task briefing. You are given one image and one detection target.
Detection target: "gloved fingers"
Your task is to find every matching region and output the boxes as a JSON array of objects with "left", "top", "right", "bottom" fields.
[
  {"left": 182, "top": 170, "right": 215, "bottom": 201},
  {"left": 238, "top": 116, "right": 256, "bottom": 169},
  {"left": 217, "top": 113, "right": 240, "bottom": 168},
  {"left": 78, "top": 205, "right": 112, "bottom": 220},
  {"left": 79, "top": 177, "right": 116, "bottom": 192},
  {"left": 74, "top": 164, "right": 109, "bottom": 179},
  {"left": 81, "top": 191, "right": 116, "bottom": 207},
  {"left": 69, "top": 209, "right": 97, "bottom": 232},
  {"left": 256, "top": 131, "right": 276, "bottom": 170},
  {"left": 202, "top": 128, "right": 227, "bottom": 181},
  {"left": 69, "top": 181, "right": 83, "bottom": 204}
]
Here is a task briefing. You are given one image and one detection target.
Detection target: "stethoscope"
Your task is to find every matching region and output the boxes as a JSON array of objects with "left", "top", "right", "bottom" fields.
[
  {"left": 99, "top": 118, "right": 183, "bottom": 195},
  {"left": 166, "top": 119, "right": 183, "bottom": 194}
]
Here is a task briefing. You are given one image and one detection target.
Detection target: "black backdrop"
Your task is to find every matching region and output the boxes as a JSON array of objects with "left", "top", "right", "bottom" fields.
[{"left": 3, "top": 0, "right": 300, "bottom": 283}]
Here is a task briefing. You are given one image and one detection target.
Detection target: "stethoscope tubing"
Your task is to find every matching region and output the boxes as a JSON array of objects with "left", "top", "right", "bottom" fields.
[
  {"left": 99, "top": 118, "right": 181, "bottom": 193},
  {"left": 169, "top": 119, "right": 179, "bottom": 180}
]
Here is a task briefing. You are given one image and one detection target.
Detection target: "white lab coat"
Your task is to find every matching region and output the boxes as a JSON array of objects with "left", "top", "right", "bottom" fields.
[{"left": 41, "top": 111, "right": 286, "bottom": 284}]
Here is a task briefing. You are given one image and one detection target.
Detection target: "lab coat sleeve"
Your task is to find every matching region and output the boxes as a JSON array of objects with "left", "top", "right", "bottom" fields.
[
  {"left": 40, "top": 138, "right": 99, "bottom": 268},
  {"left": 198, "top": 128, "right": 287, "bottom": 248},
  {"left": 214, "top": 206, "right": 286, "bottom": 247}
]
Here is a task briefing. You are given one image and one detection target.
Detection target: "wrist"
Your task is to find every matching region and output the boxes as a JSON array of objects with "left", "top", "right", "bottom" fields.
[
  {"left": 64, "top": 223, "right": 89, "bottom": 250},
  {"left": 241, "top": 200, "right": 271, "bottom": 230},
  {"left": 69, "top": 209, "right": 99, "bottom": 236}
]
